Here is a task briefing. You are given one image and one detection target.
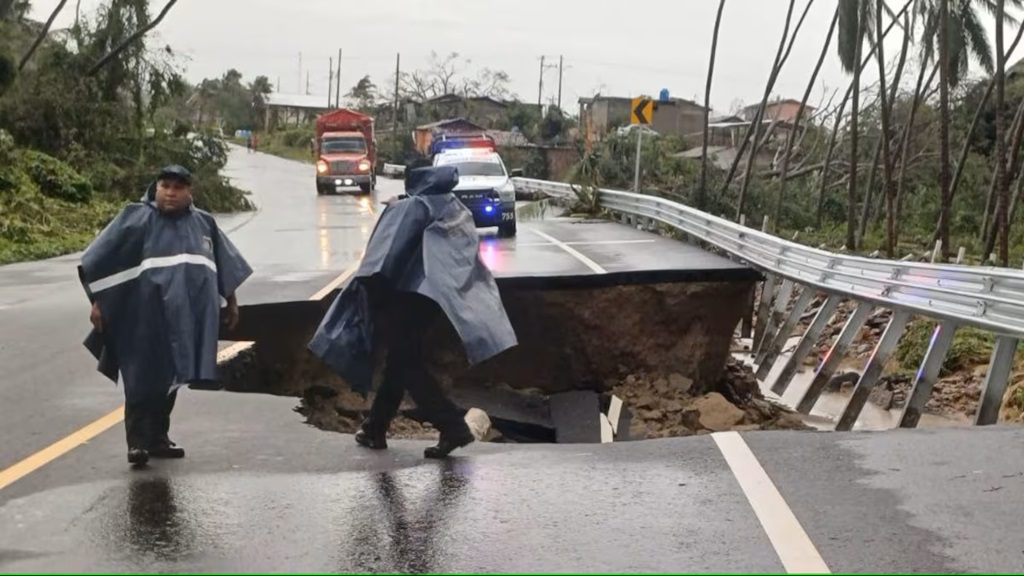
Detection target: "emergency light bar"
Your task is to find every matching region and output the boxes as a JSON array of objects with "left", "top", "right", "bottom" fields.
[{"left": 429, "top": 133, "right": 496, "bottom": 155}]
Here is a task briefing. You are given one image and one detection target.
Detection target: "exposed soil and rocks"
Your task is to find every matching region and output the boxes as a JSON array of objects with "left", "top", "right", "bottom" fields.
[
  {"left": 294, "top": 355, "right": 811, "bottom": 442},
  {"left": 762, "top": 288, "right": 1009, "bottom": 422}
]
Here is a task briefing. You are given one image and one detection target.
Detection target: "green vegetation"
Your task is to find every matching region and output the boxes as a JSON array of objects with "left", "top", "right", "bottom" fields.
[
  {"left": 895, "top": 319, "right": 995, "bottom": 376},
  {"left": 0, "top": 0, "right": 252, "bottom": 265}
]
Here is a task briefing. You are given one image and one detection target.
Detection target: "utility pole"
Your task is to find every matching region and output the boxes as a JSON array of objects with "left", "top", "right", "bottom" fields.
[
  {"left": 306, "top": 72, "right": 310, "bottom": 95},
  {"left": 557, "top": 55, "right": 564, "bottom": 111},
  {"left": 327, "top": 57, "right": 334, "bottom": 108},
  {"left": 393, "top": 53, "right": 401, "bottom": 135},
  {"left": 276, "top": 76, "right": 280, "bottom": 92},
  {"left": 336, "top": 48, "right": 342, "bottom": 109},
  {"left": 298, "top": 52, "right": 302, "bottom": 93},
  {"left": 538, "top": 55, "right": 545, "bottom": 109}
]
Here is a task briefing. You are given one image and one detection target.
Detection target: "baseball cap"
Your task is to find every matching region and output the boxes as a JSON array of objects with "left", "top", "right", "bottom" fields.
[{"left": 157, "top": 164, "right": 192, "bottom": 185}]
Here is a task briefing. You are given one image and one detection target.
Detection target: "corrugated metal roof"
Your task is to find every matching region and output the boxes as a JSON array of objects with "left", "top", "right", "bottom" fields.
[{"left": 265, "top": 93, "right": 331, "bottom": 110}]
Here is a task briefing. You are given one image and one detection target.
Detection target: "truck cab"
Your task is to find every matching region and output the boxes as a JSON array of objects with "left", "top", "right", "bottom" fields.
[
  {"left": 313, "top": 108, "right": 376, "bottom": 195},
  {"left": 431, "top": 137, "right": 517, "bottom": 237}
]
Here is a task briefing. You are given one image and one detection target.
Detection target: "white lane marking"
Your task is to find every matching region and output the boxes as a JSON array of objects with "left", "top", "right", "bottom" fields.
[
  {"left": 530, "top": 229, "right": 607, "bottom": 274},
  {"left": 88, "top": 254, "right": 217, "bottom": 293},
  {"left": 510, "top": 239, "right": 656, "bottom": 247},
  {"left": 712, "top": 431, "right": 831, "bottom": 574}
]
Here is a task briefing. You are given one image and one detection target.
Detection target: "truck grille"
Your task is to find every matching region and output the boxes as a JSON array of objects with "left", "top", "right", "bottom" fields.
[
  {"left": 456, "top": 188, "right": 498, "bottom": 209},
  {"left": 329, "top": 160, "right": 356, "bottom": 173}
]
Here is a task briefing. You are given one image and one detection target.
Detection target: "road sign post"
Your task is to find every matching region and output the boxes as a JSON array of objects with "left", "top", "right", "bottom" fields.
[{"left": 631, "top": 97, "right": 652, "bottom": 192}]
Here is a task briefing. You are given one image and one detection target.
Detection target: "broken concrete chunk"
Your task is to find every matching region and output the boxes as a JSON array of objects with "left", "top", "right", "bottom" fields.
[
  {"left": 464, "top": 408, "right": 492, "bottom": 441},
  {"left": 549, "top": 390, "right": 602, "bottom": 443},
  {"left": 668, "top": 373, "right": 694, "bottom": 394},
  {"left": 693, "top": 392, "right": 746, "bottom": 432}
]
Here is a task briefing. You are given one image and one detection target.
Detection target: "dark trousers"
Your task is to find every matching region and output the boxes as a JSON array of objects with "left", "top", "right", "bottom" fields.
[
  {"left": 367, "top": 295, "right": 466, "bottom": 436},
  {"left": 125, "top": 389, "right": 178, "bottom": 450}
]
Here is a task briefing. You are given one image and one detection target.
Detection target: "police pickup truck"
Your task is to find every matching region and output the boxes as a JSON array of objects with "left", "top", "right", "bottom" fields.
[{"left": 431, "top": 139, "right": 518, "bottom": 237}]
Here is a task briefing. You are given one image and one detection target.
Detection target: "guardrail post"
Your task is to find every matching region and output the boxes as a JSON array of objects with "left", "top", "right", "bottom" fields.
[
  {"left": 835, "top": 310, "right": 912, "bottom": 431},
  {"left": 796, "top": 303, "right": 874, "bottom": 414},
  {"left": 752, "top": 275, "right": 778, "bottom": 353},
  {"left": 975, "top": 336, "right": 1020, "bottom": 426},
  {"left": 956, "top": 247, "right": 966, "bottom": 264},
  {"left": 771, "top": 295, "right": 842, "bottom": 396},
  {"left": 898, "top": 320, "right": 958, "bottom": 428},
  {"left": 755, "top": 288, "right": 816, "bottom": 382},
  {"left": 755, "top": 279, "right": 795, "bottom": 361},
  {"left": 739, "top": 284, "right": 756, "bottom": 339}
]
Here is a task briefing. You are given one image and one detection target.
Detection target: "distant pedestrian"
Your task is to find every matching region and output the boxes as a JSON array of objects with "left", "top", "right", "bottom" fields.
[
  {"left": 79, "top": 165, "right": 253, "bottom": 467},
  {"left": 246, "top": 133, "right": 253, "bottom": 153},
  {"left": 251, "top": 133, "right": 259, "bottom": 153}
]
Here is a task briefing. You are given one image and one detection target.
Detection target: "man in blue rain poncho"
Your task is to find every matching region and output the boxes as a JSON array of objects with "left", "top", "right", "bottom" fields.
[
  {"left": 308, "top": 164, "right": 517, "bottom": 459},
  {"left": 79, "top": 165, "right": 253, "bottom": 467}
]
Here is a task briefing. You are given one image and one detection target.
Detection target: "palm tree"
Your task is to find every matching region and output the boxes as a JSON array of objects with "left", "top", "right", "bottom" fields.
[
  {"left": 838, "top": 0, "right": 874, "bottom": 250},
  {"left": 916, "top": 0, "right": 1022, "bottom": 257},
  {"left": 994, "top": 0, "right": 1009, "bottom": 264},
  {"left": 775, "top": 6, "right": 840, "bottom": 227},
  {"left": 699, "top": 0, "right": 727, "bottom": 211}
]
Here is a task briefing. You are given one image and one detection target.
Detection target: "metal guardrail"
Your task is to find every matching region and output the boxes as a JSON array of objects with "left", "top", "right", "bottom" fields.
[{"left": 512, "top": 177, "right": 1024, "bottom": 431}]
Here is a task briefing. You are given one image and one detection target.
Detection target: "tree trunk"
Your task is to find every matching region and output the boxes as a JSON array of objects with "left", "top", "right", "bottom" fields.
[
  {"left": 87, "top": 0, "right": 179, "bottom": 76},
  {"left": 731, "top": 0, "right": 798, "bottom": 219},
  {"left": 894, "top": 63, "right": 938, "bottom": 245},
  {"left": 936, "top": 0, "right": 951, "bottom": 260},
  {"left": 699, "top": 0, "right": 728, "bottom": 211},
  {"left": 815, "top": 0, "right": 913, "bottom": 228},
  {"left": 845, "top": 10, "right": 864, "bottom": 251},
  {"left": 875, "top": 0, "right": 897, "bottom": 257},
  {"left": 775, "top": 6, "right": 839, "bottom": 227},
  {"left": 995, "top": 0, "right": 1009, "bottom": 266},
  {"left": 983, "top": 99, "right": 1024, "bottom": 245},
  {"left": 18, "top": 0, "right": 70, "bottom": 71},
  {"left": 738, "top": 0, "right": 814, "bottom": 220},
  {"left": 858, "top": 137, "right": 883, "bottom": 247}
]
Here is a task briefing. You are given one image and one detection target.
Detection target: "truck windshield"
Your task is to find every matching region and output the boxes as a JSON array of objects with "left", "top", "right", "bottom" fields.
[
  {"left": 450, "top": 161, "right": 506, "bottom": 177},
  {"left": 322, "top": 137, "right": 366, "bottom": 153}
]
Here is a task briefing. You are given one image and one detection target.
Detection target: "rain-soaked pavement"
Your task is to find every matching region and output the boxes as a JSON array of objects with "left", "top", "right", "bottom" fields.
[
  {"left": 2, "top": 390, "right": 1024, "bottom": 572},
  {"left": 4, "top": 148, "right": 1024, "bottom": 572}
]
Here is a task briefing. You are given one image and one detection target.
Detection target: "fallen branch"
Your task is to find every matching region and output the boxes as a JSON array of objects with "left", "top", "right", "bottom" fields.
[
  {"left": 86, "top": 0, "right": 178, "bottom": 76},
  {"left": 18, "top": 0, "right": 69, "bottom": 71}
]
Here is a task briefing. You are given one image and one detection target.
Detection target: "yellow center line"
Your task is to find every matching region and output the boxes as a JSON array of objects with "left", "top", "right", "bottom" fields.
[{"left": 0, "top": 258, "right": 363, "bottom": 492}]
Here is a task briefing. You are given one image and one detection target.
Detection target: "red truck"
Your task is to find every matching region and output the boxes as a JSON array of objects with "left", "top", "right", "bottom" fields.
[{"left": 314, "top": 108, "right": 376, "bottom": 195}]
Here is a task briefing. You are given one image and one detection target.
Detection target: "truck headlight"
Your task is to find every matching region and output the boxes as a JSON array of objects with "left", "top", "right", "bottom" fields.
[
  {"left": 358, "top": 160, "right": 371, "bottom": 172},
  {"left": 316, "top": 160, "right": 328, "bottom": 174}
]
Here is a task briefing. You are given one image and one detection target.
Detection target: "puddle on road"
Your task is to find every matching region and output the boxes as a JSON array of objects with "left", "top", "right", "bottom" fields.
[{"left": 735, "top": 337, "right": 967, "bottom": 431}]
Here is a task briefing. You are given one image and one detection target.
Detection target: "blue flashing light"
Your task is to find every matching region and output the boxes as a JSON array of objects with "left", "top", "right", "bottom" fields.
[{"left": 484, "top": 205, "right": 494, "bottom": 213}]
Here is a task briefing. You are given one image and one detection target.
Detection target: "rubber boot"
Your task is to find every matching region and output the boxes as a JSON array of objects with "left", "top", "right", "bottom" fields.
[
  {"left": 424, "top": 424, "right": 475, "bottom": 459},
  {"left": 354, "top": 419, "right": 388, "bottom": 450}
]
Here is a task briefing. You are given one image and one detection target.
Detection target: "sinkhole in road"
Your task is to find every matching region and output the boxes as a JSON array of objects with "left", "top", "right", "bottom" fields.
[{"left": 214, "top": 281, "right": 813, "bottom": 444}]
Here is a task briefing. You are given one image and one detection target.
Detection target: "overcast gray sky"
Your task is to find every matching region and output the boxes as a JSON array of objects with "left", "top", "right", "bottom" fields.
[{"left": 29, "top": 0, "right": 1021, "bottom": 114}]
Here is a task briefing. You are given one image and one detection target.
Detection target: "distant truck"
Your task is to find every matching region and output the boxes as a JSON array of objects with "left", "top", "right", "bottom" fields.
[{"left": 314, "top": 108, "right": 376, "bottom": 195}]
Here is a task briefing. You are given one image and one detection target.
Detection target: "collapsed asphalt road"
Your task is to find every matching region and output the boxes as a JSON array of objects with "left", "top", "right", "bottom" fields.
[
  {"left": 0, "top": 145, "right": 399, "bottom": 470},
  {"left": 5, "top": 150, "right": 1024, "bottom": 573}
]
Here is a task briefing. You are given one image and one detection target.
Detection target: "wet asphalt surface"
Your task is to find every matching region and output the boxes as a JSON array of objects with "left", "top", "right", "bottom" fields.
[{"left": 4, "top": 148, "right": 1024, "bottom": 572}]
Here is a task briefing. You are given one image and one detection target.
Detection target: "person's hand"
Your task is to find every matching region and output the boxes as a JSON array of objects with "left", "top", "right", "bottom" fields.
[
  {"left": 223, "top": 294, "right": 240, "bottom": 331},
  {"left": 89, "top": 301, "right": 103, "bottom": 333}
]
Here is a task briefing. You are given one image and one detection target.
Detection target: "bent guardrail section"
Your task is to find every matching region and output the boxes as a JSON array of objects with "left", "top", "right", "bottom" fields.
[{"left": 512, "top": 177, "right": 1024, "bottom": 430}]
